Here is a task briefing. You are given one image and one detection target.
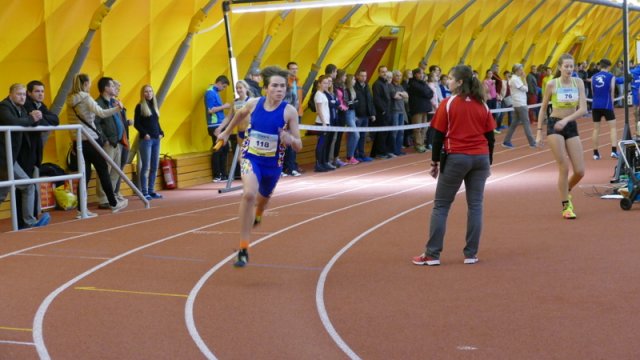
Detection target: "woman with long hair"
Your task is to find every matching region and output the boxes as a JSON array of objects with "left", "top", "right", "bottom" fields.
[
  {"left": 537, "top": 53, "right": 587, "bottom": 219},
  {"left": 344, "top": 74, "right": 360, "bottom": 164},
  {"left": 215, "top": 80, "right": 252, "bottom": 138},
  {"left": 413, "top": 65, "right": 496, "bottom": 266},
  {"left": 134, "top": 84, "right": 164, "bottom": 200},
  {"left": 332, "top": 69, "right": 349, "bottom": 167},
  {"left": 214, "top": 80, "right": 252, "bottom": 179},
  {"left": 484, "top": 69, "right": 499, "bottom": 133},
  {"left": 67, "top": 73, "right": 127, "bottom": 217}
]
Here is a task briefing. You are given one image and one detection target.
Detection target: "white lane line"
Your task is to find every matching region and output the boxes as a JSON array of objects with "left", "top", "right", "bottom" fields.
[
  {"left": 15, "top": 253, "right": 111, "bottom": 261},
  {"left": 1, "top": 160, "right": 422, "bottom": 260},
  {"left": 0, "top": 203, "right": 235, "bottom": 261},
  {"left": 32, "top": 216, "right": 238, "bottom": 360},
  {"left": 0, "top": 340, "right": 35, "bottom": 346},
  {"left": 315, "top": 158, "right": 562, "bottom": 359},
  {"left": 185, "top": 172, "right": 434, "bottom": 360},
  {"left": 142, "top": 255, "right": 207, "bottom": 263},
  {"left": 31, "top": 166, "right": 429, "bottom": 360}
]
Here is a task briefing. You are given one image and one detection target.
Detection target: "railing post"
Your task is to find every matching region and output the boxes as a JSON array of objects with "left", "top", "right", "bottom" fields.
[{"left": 4, "top": 130, "right": 18, "bottom": 231}]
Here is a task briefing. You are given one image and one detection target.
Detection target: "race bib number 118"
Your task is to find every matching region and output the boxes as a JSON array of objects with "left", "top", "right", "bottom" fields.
[{"left": 248, "top": 130, "right": 278, "bottom": 157}]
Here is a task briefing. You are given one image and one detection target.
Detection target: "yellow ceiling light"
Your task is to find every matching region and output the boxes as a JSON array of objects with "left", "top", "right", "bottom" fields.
[{"left": 231, "top": 0, "right": 411, "bottom": 14}]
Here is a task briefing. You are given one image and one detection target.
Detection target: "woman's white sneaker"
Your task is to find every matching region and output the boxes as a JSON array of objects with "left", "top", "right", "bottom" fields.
[
  {"left": 464, "top": 256, "right": 479, "bottom": 264},
  {"left": 76, "top": 210, "right": 98, "bottom": 219}
]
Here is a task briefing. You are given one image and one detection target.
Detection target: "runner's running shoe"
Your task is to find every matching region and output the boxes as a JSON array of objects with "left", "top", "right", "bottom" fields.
[
  {"left": 562, "top": 206, "right": 576, "bottom": 219},
  {"left": 234, "top": 248, "right": 249, "bottom": 267}
]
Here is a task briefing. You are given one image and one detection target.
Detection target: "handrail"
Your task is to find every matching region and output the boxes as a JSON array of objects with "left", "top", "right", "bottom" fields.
[{"left": 0, "top": 124, "right": 149, "bottom": 231}]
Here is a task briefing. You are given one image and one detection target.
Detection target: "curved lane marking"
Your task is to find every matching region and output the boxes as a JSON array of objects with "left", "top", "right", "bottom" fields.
[
  {"left": 315, "top": 160, "right": 555, "bottom": 358},
  {"left": 31, "top": 163, "right": 428, "bottom": 360},
  {"left": 185, "top": 172, "right": 432, "bottom": 359}
]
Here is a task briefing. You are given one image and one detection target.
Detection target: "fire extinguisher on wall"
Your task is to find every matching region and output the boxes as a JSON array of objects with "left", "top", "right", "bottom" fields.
[{"left": 160, "top": 154, "right": 176, "bottom": 189}]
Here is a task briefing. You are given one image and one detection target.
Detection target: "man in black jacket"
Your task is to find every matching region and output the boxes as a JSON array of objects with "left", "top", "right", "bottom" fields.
[
  {"left": 353, "top": 69, "right": 375, "bottom": 162},
  {"left": 17, "top": 81, "right": 59, "bottom": 228},
  {"left": 0, "top": 84, "right": 50, "bottom": 228},
  {"left": 371, "top": 65, "right": 393, "bottom": 158},
  {"left": 95, "top": 77, "right": 125, "bottom": 208}
]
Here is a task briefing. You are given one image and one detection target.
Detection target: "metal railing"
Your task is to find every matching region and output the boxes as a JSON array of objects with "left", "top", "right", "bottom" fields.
[{"left": 0, "top": 124, "right": 149, "bottom": 231}]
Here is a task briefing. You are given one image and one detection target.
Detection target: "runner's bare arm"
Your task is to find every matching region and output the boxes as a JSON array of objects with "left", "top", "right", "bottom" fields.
[{"left": 218, "top": 98, "right": 258, "bottom": 144}]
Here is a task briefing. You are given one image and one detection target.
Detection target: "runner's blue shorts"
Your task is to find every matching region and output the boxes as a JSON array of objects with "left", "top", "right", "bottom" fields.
[{"left": 241, "top": 158, "right": 281, "bottom": 198}]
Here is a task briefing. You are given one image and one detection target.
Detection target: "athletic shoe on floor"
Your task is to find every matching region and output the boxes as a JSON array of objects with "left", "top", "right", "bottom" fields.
[
  {"left": 149, "top": 192, "right": 163, "bottom": 199},
  {"left": 291, "top": 170, "right": 302, "bottom": 177},
  {"left": 253, "top": 214, "right": 262, "bottom": 227},
  {"left": 562, "top": 206, "right": 576, "bottom": 219},
  {"left": 361, "top": 156, "right": 373, "bottom": 162},
  {"left": 412, "top": 254, "right": 440, "bottom": 266},
  {"left": 611, "top": 152, "right": 619, "bottom": 159},
  {"left": 111, "top": 199, "right": 128, "bottom": 213},
  {"left": 234, "top": 248, "right": 249, "bottom": 267},
  {"left": 34, "top": 212, "right": 51, "bottom": 227},
  {"left": 76, "top": 210, "right": 98, "bottom": 219},
  {"left": 501, "top": 142, "right": 515, "bottom": 149},
  {"left": 464, "top": 256, "right": 479, "bottom": 264},
  {"left": 347, "top": 157, "right": 360, "bottom": 165},
  {"left": 593, "top": 154, "right": 600, "bottom": 160}
]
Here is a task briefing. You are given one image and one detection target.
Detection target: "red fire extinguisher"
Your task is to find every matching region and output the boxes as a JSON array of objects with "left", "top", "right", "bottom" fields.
[{"left": 160, "top": 154, "right": 176, "bottom": 189}]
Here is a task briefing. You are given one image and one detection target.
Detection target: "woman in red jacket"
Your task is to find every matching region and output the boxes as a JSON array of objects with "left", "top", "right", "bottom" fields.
[{"left": 413, "top": 65, "right": 496, "bottom": 266}]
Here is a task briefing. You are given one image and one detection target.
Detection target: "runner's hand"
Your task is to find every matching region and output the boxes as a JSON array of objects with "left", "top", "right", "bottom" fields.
[{"left": 279, "top": 128, "right": 293, "bottom": 146}]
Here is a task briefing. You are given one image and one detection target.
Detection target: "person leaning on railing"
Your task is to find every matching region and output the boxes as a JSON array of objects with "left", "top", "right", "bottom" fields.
[
  {"left": 0, "top": 83, "right": 51, "bottom": 228},
  {"left": 66, "top": 73, "right": 128, "bottom": 218}
]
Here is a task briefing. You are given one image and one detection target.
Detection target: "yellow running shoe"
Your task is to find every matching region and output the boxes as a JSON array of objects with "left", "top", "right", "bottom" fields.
[{"left": 562, "top": 205, "right": 576, "bottom": 219}]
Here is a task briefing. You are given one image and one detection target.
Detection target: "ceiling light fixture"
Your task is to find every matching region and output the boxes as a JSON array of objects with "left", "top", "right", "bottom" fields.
[{"left": 231, "top": 0, "right": 409, "bottom": 14}]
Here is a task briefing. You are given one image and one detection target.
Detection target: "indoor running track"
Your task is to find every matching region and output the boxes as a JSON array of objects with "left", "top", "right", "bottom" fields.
[{"left": 1, "top": 115, "right": 639, "bottom": 359}]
